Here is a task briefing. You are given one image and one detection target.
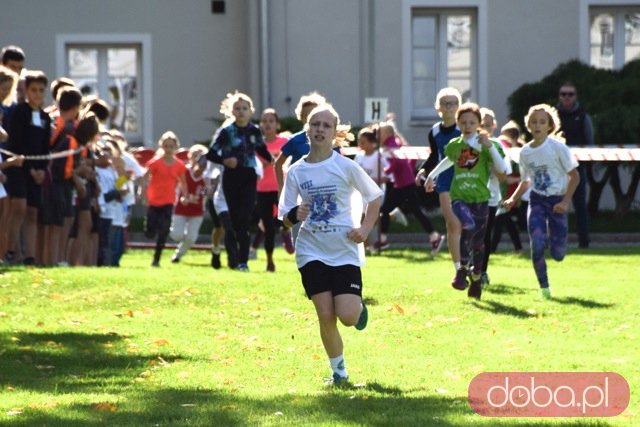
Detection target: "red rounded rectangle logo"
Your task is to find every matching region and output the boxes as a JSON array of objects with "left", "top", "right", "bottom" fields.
[{"left": 468, "top": 372, "right": 629, "bottom": 417}]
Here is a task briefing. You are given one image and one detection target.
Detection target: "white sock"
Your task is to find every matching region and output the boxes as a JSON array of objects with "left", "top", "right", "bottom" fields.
[
  {"left": 329, "top": 355, "right": 347, "bottom": 378},
  {"left": 380, "top": 233, "right": 388, "bottom": 242},
  {"left": 429, "top": 231, "right": 440, "bottom": 242},
  {"left": 454, "top": 261, "right": 461, "bottom": 270},
  {"left": 212, "top": 246, "right": 221, "bottom": 255}
]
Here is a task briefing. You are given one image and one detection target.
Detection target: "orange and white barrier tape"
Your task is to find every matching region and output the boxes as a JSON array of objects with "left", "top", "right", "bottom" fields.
[{"left": 342, "top": 145, "right": 640, "bottom": 162}]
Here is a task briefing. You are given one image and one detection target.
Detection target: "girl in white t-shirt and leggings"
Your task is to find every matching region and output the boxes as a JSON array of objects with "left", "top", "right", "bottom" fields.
[
  {"left": 278, "top": 104, "right": 383, "bottom": 386},
  {"left": 503, "top": 104, "right": 579, "bottom": 300}
]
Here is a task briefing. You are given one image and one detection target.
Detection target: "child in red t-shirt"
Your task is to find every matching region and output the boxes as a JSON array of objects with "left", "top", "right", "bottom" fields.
[
  {"left": 139, "top": 131, "right": 187, "bottom": 267},
  {"left": 169, "top": 144, "right": 208, "bottom": 263}
]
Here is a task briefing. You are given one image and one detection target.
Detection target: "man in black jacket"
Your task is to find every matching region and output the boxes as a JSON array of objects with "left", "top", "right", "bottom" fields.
[{"left": 557, "top": 82, "right": 593, "bottom": 248}]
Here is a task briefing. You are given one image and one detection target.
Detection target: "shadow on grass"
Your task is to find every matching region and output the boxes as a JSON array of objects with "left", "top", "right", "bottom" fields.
[
  {"left": 484, "top": 284, "right": 528, "bottom": 296},
  {"left": 471, "top": 300, "right": 536, "bottom": 319},
  {"left": 2, "top": 386, "right": 469, "bottom": 427},
  {"left": 2, "top": 385, "right": 617, "bottom": 427},
  {"left": 0, "top": 332, "right": 181, "bottom": 393},
  {"left": 552, "top": 296, "right": 615, "bottom": 309},
  {"left": 368, "top": 248, "right": 433, "bottom": 263}
]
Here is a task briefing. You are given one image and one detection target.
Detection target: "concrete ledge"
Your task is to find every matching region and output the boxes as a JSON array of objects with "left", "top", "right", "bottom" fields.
[{"left": 127, "top": 232, "right": 640, "bottom": 250}]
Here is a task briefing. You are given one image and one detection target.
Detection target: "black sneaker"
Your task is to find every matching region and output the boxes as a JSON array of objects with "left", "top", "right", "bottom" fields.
[
  {"left": 468, "top": 276, "right": 482, "bottom": 299},
  {"left": 23, "top": 257, "right": 36, "bottom": 266},
  {"left": 451, "top": 268, "right": 469, "bottom": 290},
  {"left": 171, "top": 254, "right": 180, "bottom": 264},
  {"left": 211, "top": 252, "right": 221, "bottom": 270},
  {"left": 4, "top": 251, "right": 16, "bottom": 264}
]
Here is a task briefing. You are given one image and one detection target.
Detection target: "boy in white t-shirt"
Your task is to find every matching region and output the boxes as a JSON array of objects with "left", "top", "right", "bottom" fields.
[
  {"left": 503, "top": 104, "right": 579, "bottom": 300},
  {"left": 278, "top": 104, "right": 383, "bottom": 386}
]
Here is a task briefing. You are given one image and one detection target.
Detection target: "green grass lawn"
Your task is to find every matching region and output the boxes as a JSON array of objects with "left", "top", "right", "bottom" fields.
[{"left": 0, "top": 246, "right": 638, "bottom": 426}]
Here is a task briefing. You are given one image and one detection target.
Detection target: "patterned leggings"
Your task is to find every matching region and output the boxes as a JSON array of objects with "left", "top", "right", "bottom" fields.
[
  {"left": 528, "top": 193, "right": 568, "bottom": 288},
  {"left": 452, "top": 200, "right": 488, "bottom": 276}
]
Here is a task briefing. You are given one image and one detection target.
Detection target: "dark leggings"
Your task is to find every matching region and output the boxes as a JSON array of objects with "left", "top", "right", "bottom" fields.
[
  {"left": 256, "top": 191, "right": 280, "bottom": 254},
  {"left": 528, "top": 193, "right": 568, "bottom": 288},
  {"left": 481, "top": 206, "right": 497, "bottom": 274},
  {"left": 452, "top": 200, "right": 489, "bottom": 276},
  {"left": 145, "top": 204, "right": 173, "bottom": 263},
  {"left": 222, "top": 167, "right": 257, "bottom": 265},
  {"left": 380, "top": 184, "right": 434, "bottom": 234},
  {"left": 491, "top": 210, "right": 523, "bottom": 252}
]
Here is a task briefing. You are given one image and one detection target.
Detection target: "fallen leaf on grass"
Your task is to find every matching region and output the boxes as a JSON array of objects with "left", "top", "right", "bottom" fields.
[
  {"left": 92, "top": 402, "right": 117, "bottom": 412},
  {"left": 435, "top": 388, "right": 449, "bottom": 394},
  {"left": 49, "top": 293, "right": 64, "bottom": 300},
  {"left": 387, "top": 304, "right": 405, "bottom": 315},
  {"left": 29, "top": 401, "right": 57, "bottom": 410},
  {"left": 152, "top": 339, "right": 170, "bottom": 347}
]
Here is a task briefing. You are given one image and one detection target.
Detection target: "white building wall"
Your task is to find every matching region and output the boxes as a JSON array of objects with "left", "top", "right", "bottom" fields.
[
  {"left": 0, "top": 0, "right": 253, "bottom": 146},
  {"left": 265, "top": 0, "right": 365, "bottom": 126}
]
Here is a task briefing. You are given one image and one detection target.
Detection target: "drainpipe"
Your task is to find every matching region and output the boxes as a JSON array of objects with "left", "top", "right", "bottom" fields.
[{"left": 260, "top": 0, "right": 270, "bottom": 108}]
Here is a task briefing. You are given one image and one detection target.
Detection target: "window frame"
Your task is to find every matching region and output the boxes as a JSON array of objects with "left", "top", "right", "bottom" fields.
[
  {"left": 55, "top": 34, "right": 152, "bottom": 145},
  {"left": 402, "top": 0, "right": 487, "bottom": 126},
  {"left": 580, "top": 0, "right": 640, "bottom": 69}
]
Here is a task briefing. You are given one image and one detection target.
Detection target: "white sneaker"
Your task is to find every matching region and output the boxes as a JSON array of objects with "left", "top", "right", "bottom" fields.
[{"left": 390, "top": 207, "right": 408, "bottom": 227}]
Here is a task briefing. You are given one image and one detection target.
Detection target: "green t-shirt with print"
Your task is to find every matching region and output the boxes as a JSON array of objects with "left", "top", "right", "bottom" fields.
[{"left": 444, "top": 136, "right": 493, "bottom": 203}]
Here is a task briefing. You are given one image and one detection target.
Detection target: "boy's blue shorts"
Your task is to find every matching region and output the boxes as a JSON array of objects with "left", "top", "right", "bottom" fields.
[{"left": 435, "top": 168, "right": 453, "bottom": 193}]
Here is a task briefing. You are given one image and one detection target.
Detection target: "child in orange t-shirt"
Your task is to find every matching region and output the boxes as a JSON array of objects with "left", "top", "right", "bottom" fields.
[{"left": 139, "top": 131, "right": 187, "bottom": 267}]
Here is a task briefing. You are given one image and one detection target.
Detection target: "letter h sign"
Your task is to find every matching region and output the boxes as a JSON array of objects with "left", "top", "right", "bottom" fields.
[{"left": 364, "top": 97, "right": 388, "bottom": 123}]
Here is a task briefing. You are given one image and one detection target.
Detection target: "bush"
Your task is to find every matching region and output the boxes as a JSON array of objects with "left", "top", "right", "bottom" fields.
[{"left": 507, "top": 59, "right": 640, "bottom": 144}]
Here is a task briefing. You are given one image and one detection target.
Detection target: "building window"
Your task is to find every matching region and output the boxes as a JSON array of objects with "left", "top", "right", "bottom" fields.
[
  {"left": 410, "top": 9, "right": 475, "bottom": 119},
  {"left": 590, "top": 7, "right": 640, "bottom": 69},
  {"left": 66, "top": 45, "right": 141, "bottom": 136}
]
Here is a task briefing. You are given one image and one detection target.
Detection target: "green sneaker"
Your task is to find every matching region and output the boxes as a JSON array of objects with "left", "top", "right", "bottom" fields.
[
  {"left": 355, "top": 302, "right": 368, "bottom": 330},
  {"left": 539, "top": 288, "right": 552, "bottom": 300}
]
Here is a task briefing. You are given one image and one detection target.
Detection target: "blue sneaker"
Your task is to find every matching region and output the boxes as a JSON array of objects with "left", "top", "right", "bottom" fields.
[
  {"left": 355, "top": 302, "right": 368, "bottom": 330},
  {"left": 237, "top": 263, "right": 249, "bottom": 272},
  {"left": 325, "top": 372, "right": 350, "bottom": 386}
]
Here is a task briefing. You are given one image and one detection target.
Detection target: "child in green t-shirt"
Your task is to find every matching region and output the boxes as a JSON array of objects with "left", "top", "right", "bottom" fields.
[{"left": 425, "top": 102, "right": 507, "bottom": 299}]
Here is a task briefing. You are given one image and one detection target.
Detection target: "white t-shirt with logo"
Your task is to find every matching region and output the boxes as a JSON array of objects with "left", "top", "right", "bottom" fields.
[
  {"left": 354, "top": 150, "right": 388, "bottom": 186},
  {"left": 519, "top": 137, "right": 578, "bottom": 197},
  {"left": 278, "top": 151, "right": 383, "bottom": 268}
]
